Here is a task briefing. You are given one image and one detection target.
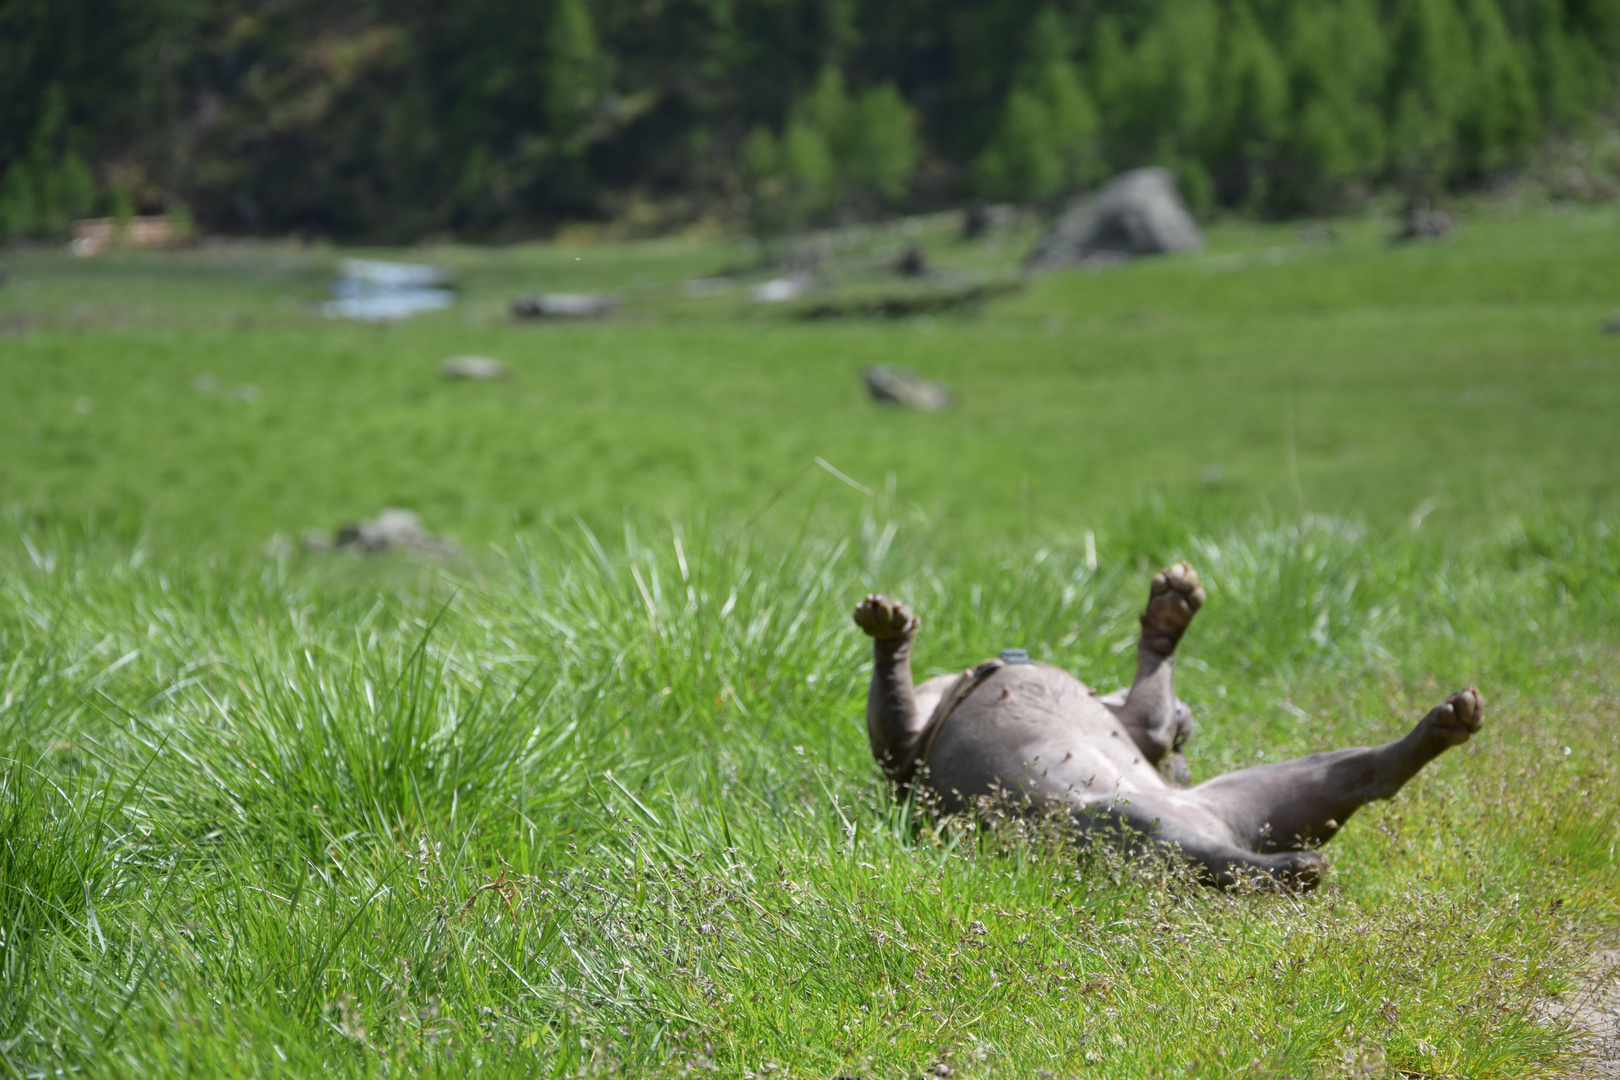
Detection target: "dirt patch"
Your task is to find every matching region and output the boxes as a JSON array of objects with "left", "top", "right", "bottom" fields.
[{"left": 1545, "top": 947, "right": 1620, "bottom": 1078}]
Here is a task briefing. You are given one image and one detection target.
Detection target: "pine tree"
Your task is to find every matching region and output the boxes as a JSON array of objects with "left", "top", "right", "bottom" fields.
[
  {"left": 1513, "top": 0, "right": 1608, "bottom": 128},
  {"left": 974, "top": 6, "right": 1099, "bottom": 202},
  {"left": 799, "top": 68, "right": 851, "bottom": 159},
  {"left": 1090, "top": 14, "right": 1131, "bottom": 157},
  {"left": 46, "top": 150, "right": 96, "bottom": 231},
  {"left": 739, "top": 117, "right": 838, "bottom": 236},
  {"left": 0, "top": 165, "right": 37, "bottom": 240},
  {"left": 782, "top": 120, "right": 836, "bottom": 215},
  {"left": 1277, "top": 0, "right": 1389, "bottom": 211},
  {"left": 841, "top": 85, "right": 918, "bottom": 204},
  {"left": 544, "top": 0, "right": 601, "bottom": 151},
  {"left": 1385, "top": 0, "right": 1475, "bottom": 190},
  {"left": 779, "top": 68, "right": 917, "bottom": 213},
  {"left": 1457, "top": 0, "right": 1539, "bottom": 174},
  {"left": 974, "top": 91, "right": 1063, "bottom": 200},
  {"left": 1092, "top": 0, "right": 1220, "bottom": 177},
  {"left": 1208, "top": 1, "right": 1289, "bottom": 208}
]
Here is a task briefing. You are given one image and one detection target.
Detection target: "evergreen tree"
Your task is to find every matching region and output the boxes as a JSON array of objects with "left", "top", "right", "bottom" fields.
[
  {"left": 974, "top": 7, "right": 1100, "bottom": 202},
  {"left": 1386, "top": 0, "right": 1475, "bottom": 190},
  {"left": 1512, "top": 0, "right": 1608, "bottom": 127},
  {"left": 740, "top": 118, "right": 837, "bottom": 235},
  {"left": 0, "top": 85, "right": 97, "bottom": 238},
  {"left": 1090, "top": 14, "right": 1131, "bottom": 146},
  {"left": 782, "top": 120, "right": 836, "bottom": 213},
  {"left": 799, "top": 68, "right": 852, "bottom": 160},
  {"left": 44, "top": 150, "right": 96, "bottom": 233},
  {"left": 1208, "top": 1, "right": 1289, "bottom": 208},
  {"left": 782, "top": 68, "right": 918, "bottom": 212},
  {"left": 1092, "top": 0, "right": 1220, "bottom": 179},
  {"left": 0, "top": 165, "right": 38, "bottom": 240},
  {"left": 1457, "top": 0, "right": 1539, "bottom": 174},
  {"left": 1277, "top": 0, "right": 1389, "bottom": 211},
  {"left": 841, "top": 85, "right": 918, "bottom": 204},
  {"left": 544, "top": 0, "right": 601, "bottom": 151},
  {"left": 974, "top": 91, "right": 1064, "bottom": 200}
]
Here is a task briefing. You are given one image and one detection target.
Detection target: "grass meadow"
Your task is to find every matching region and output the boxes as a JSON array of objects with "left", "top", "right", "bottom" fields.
[{"left": 1, "top": 203, "right": 1618, "bottom": 1077}]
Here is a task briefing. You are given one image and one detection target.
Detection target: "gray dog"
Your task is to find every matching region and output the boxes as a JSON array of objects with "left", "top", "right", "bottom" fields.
[{"left": 853, "top": 563, "right": 1483, "bottom": 888}]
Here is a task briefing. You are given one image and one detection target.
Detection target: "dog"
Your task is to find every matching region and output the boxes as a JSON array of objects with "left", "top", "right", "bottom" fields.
[{"left": 854, "top": 563, "right": 1482, "bottom": 888}]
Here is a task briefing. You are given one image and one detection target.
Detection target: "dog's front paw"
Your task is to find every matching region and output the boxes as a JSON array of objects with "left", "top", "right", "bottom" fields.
[{"left": 853, "top": 594, "right": 920, "bottom": 640}]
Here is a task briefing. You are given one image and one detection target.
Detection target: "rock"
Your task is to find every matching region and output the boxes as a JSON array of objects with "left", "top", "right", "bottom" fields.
[
  {"left": 684, "top": 277, "right": 734, "bottom": 298},
  {"left": 895, "top": 245, "right": 929, "bottom": 278},
  {"left": 863, "top": 365, "right": 951, "bottom": 411},
  {"left": 1025, "top": 168, "right": 1204, "bottom": 270},
  {"left": 69, "top": 214, "right": 194, "bottom": 257},
  {"left": 296, "top": 509, "right": 459, "bottom": 558},
  {"left": 1392, "top": 197, "right": 1454, "bottom": 243},
  {"left": 1602, "top": 314, "right": 1620, "bottom": 335},
  {"left": 962, "top": 203, "right": 993, "bottom": 241},
  {"left": 300, "top": 529, "right": 334, "bottom": 553},
  {"left": 962, "top": 203, "right": 1016, "bottom": 241},
  {"left": 748, "top": 275, "right": 811, "bottom": 304},
  {"left": 440, "top": 355, "right": 510, "bottom": 380},
  {"left": 511, "top": 292, "right": 618, "bottom": 319}
]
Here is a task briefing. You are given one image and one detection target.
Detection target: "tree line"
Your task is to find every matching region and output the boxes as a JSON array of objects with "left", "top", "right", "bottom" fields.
[{"left": 1, "top": 0, "right": 1616, "bottom": 242}]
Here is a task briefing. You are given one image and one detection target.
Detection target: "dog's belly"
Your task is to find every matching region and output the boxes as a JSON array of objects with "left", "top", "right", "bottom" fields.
[{"left": 923, "top": 663, "right": 1167, "bottom": 813}]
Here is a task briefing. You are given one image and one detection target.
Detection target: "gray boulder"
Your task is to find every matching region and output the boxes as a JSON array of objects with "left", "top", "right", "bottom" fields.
[
  {"left": 440, "top": 355, "right": 510, "bottom": 380},
  {"left": 1391, "top": 197, "right": 1454, "bottom": 243},
  {"left": 863, "top": 366, "right": 951, "bottom": 411},
  {"left": 334, "top": 508, "right": 458, "bottom": 556},
  {"left": 289, "top": 509, "right": 460, "bottom": 558},
  {"left": 512, "top": 292, "right": 618, "bottom": 319},
  {"left": 1026, "top": 168, "right": 1203, "bottom": 270}
]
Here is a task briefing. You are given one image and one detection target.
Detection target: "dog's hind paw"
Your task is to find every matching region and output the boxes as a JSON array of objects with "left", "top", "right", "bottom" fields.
[
  {"left": 853, "top": 594, "right": 920, "bottom": 641},
  {"left": 1417, "top": 687, "right": 1484, "bottom": 749}
]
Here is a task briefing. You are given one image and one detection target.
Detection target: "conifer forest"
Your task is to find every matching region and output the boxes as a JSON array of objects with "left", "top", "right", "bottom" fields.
[{"left": 3, "top": 0, "right": 1618, "bottom": 240}]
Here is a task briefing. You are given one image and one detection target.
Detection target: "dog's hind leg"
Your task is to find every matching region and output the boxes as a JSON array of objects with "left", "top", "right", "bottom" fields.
[
  {"left": 1083, "top": 797, "right": 1327, "bottom": 890},
  {"left": 853, "top": 594, "right": 928, "bottom": 783},
  {"left": 1108, "top": 563, "right": 1205, "bottom": 776},
  {"left": 1191, "top": 689, "right": 1484, "bottom": 852}
]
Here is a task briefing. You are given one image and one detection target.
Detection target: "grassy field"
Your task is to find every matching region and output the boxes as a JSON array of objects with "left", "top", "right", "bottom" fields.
[
  {"left": 1, "top": 204, "right": 1618, "bottom": 1077},
  {"left": 2, "top": 205, "right": 1618, "bottom": 548}
]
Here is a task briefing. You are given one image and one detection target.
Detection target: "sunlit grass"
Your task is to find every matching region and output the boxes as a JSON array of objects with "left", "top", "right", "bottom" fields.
[{"left": 2, "top": 507, "right": 1616, "bottom": 1077}]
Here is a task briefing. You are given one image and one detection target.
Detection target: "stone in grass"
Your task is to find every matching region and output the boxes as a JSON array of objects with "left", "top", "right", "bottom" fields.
[
  {"left": 1602, "top": 313, "right": 1620, "bottom": 335},
  {"left": 1026, "top": 167, "right": 1203, "bottom": 270},
  {"left": 863, "top": 365, "right": 951, "bottom": 412},
  {"left": 1391, "top": 196, "right": 1454, "bottom": 243},
  {"left": 440, "top": 355, "right": 510, "bottom": 380},
  {"left": 895, "top": 244, "right": 930, "bottom": 278},
  {"left": 284, "top": 509, "right": 460, "bottom": 559},
  {"left": 511, "top": 292, "right": 618, "bottom": 319}
]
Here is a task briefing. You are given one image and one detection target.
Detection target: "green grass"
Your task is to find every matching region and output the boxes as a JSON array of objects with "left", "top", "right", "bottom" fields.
[
  {"left": 2, "top": 205, "right": 1617, "bottom": 550},
  {"left": 1, "top": 204, "right": 1619, "bottom": 1077}
]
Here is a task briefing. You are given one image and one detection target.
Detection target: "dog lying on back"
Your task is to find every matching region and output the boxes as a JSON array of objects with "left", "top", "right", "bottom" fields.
[{"left": 854, "top": 563, "right": 1482, "bottom": 888}]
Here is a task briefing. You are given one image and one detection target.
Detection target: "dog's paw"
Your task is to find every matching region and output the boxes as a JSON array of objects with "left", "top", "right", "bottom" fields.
[
  {"left": 853, "top": 594, "right": 920, "bottom": 640},
  {"left": 1417, "top": 687, "right": 1484, "bottom": 749},
  {"left": 1140, "top": 562, "right": 1206, "bottom": 655}
]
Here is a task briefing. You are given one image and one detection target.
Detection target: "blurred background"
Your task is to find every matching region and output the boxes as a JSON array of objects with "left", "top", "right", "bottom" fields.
[
  {"left": 3, "top": 0, "right": 1619, "bottom": 242},
  {"left": 1, "top": 0, "right": 1619, "bottom": 555}
]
